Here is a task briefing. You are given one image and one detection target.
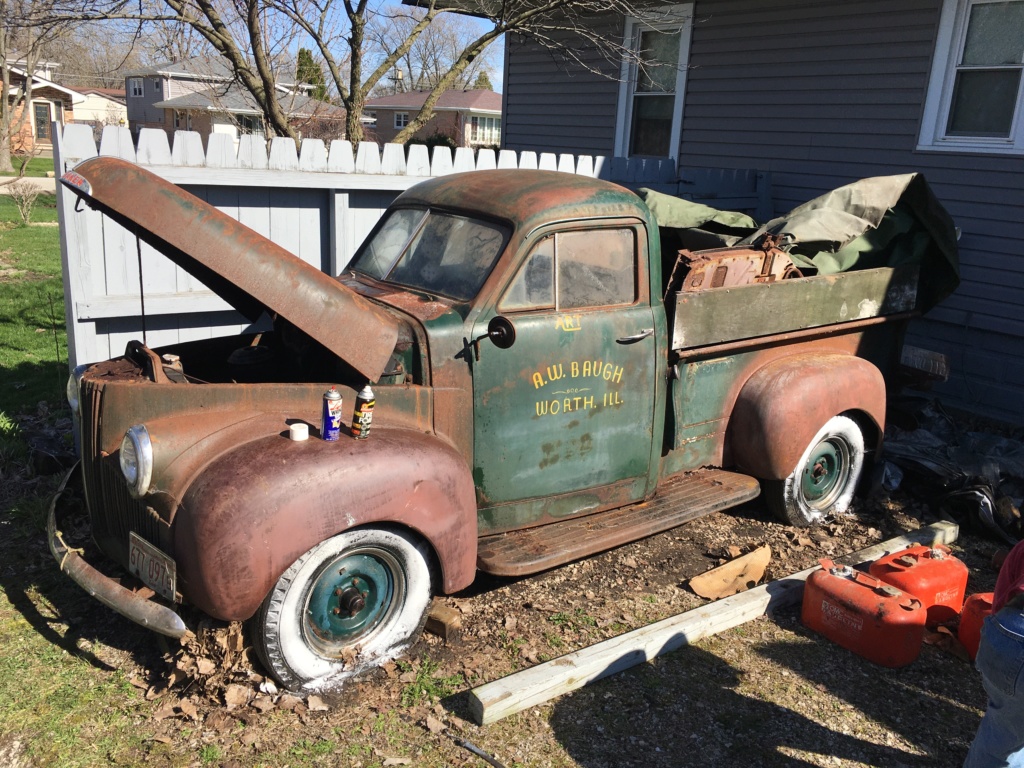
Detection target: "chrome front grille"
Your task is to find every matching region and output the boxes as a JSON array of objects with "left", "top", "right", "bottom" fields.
[{"left": 80, "top": 379, "right": 154, "bottom": 565}]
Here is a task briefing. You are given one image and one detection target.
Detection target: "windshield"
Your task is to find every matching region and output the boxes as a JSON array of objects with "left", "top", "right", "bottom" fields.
[{"left": 350, "top": 208, "right": 509, "bottom": 301}]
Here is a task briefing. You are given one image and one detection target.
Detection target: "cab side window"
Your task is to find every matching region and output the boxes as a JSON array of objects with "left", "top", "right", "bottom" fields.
[
  {"left": 558, "top": 228, "right": 635, "bottom": 309},
  {"left": 502, "top": 237, "right": 554, "bottom": 311},
  {"left": 501, "top": 228, "right": 636, "bottom": 312}
]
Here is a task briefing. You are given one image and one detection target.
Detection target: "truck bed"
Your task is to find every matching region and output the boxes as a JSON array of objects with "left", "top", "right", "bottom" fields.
[{"left": 670, "top": 264, "right": 920, "bottom": 352}]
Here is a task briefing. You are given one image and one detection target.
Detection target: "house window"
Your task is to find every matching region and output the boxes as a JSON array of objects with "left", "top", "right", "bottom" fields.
[
  {"left": 471, "top": 116, "right": 501, "bottom": 144},
  {"left": 128, "top": 78, "right": 144, "bottom": 98},
  {"left": 920, "top": 0, "right": 1024, "bottom": 153},
  {"left": 237, "top": 114, "right": 264, "bottom": 136},
  {"left": 174, "top": 110, "right": 192, "bottom": 131},
  {"left": 614, "top": 4, "right": 693, "bottom": 159},
  {"left": 34, "top": 103, "right": 51, "bottom": 140},
  {"left": 394, "top": 112, "right": 409, "bottom": 129}
]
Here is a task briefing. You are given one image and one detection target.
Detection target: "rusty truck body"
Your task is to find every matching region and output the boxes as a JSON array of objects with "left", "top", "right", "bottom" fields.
[{"left": 51, "top": 158, "right": 958, "bottom": 689}]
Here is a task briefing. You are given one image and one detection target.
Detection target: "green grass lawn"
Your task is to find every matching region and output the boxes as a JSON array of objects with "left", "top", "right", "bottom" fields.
[
  {"left": 6, "top": 189, "right": 537, "bottom": 768},
  {"left": 0, "top": 191, "right": 166, "bottom": 767},
  {"left": 0, "top": 193, "right": 60, "bottom": 224},
  {"left": 0, "top": 156, "right": 56, "bottom": 178},
  {"left": 0, "top": 194, "right": 66, "bottom": 417}
]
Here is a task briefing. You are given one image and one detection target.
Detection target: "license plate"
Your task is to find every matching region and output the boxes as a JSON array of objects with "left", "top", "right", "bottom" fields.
[{"left": 128, "top": 532, "right": 177, "bottom": 602}]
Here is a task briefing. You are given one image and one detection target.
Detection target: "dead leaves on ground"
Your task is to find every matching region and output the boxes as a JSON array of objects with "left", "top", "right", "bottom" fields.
[
  {"left": 924, "top": 625, "right": 972, "bottom": 662},
  {"left": 139, "top": 619, "right": 327, "bottom": 724}
]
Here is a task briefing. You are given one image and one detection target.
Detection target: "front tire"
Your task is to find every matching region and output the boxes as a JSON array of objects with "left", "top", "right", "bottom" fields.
[
  {"left": 253, "top": 527, "right": 433, "bottom": 690},
  {"left": 766, "top": 415, "right": 865, "bottom": 527}
]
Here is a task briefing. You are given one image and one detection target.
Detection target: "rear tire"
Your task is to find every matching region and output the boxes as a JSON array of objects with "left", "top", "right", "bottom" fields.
[
  {"left": 766, "top": 415, "right": 865, "bottom": 527},
  {"left": 253, "top": 527, "right": 432, "bottom": 690}
]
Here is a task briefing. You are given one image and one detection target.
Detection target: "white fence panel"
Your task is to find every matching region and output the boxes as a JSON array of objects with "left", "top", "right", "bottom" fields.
[{"left": 56, "top": 124, "right": 770, "bottom": 368}]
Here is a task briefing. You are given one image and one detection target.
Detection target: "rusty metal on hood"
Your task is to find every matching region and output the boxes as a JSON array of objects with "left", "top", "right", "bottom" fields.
[{"left": 61, "top": 157, "right": 400, "bottom": 381}]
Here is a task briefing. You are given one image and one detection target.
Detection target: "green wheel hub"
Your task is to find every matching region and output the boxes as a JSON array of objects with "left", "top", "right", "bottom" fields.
[
  {"left": 303, "top": 548, "right": 403, "bottom": 658},
  {"left": 800, "top": 437, "right": 851, "bottom": 509}
]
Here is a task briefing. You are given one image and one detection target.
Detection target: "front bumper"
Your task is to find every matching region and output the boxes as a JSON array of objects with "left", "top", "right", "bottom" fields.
[{"left": 47, "top": 464, "right": 189, "bottom": 639}]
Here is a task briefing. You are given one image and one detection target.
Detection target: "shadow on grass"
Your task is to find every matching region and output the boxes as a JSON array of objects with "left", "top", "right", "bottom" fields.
[
  {"left": 0, "top": 359, "right": 68, "bottom": 418},
  {"left": 0, "top": 467, "right": 166, "bottom": 678},
  {"left": 755, "top": 625, "right": 985, "bottom": 765},
  {"left": 541, "top": 637, "right": 941, "bottom": 768}
]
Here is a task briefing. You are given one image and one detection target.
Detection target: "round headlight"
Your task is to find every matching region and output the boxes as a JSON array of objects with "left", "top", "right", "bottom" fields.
[
  {"left": 119, "top": 425, "right": 153, "bottom": 498},
  {"left": 66, "top": 364, "right": 90, "bottom": 417}
]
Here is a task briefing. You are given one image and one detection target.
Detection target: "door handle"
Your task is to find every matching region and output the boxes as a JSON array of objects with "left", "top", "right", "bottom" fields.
[{"left": 616, "top": 328, "right": 654, "bottom": 344}]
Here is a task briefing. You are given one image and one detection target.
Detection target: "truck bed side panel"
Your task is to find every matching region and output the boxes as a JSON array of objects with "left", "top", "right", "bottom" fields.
[{"left": 671, "top": 265, "right": 919, "bottom": 351}]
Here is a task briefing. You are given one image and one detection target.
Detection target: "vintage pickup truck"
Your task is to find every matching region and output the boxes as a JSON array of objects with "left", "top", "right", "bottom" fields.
[{"left": 51, "top": 157, "right": 958, "bottom": 690}]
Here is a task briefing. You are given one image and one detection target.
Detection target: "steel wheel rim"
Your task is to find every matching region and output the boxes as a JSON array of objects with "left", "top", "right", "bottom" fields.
[
  {"left": 800, "top": 436, "right": 851, "bottom": 510},
  {"left": 302, "top": 546, "right": 404, "bottom": 658}
]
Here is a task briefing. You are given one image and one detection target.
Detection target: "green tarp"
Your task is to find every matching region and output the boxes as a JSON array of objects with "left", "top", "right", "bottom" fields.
[{"left": 640, "top": 173, "right": 961, "bottom": 312}]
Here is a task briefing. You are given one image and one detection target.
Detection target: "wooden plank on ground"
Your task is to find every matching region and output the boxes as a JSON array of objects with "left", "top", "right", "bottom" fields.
[{"left": 468, "top": 521, "right": 958, "bottom": 726}]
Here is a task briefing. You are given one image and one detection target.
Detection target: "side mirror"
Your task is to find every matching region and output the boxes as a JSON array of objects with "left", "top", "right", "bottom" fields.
[
  {"left": 460, "top": 315, "right": 517, "bottom": 363},
  {"left": 486, "top": 315, "right": 516, "bottom": 349}
]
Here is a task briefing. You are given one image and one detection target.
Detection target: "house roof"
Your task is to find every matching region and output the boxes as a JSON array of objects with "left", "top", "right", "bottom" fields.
[
  {"left": 125, "top": 56, "right": 311, "bottom": 91},
  {"left": 153, "top": 82, "right": 343, "bottom": 120},
  {"left": 364, "top": 89, "right": 501, "bottom": 113},
  {"left": 78, "top": 87, "right": 126, "bottom": 104},
  {"left": 124, "top": 56, "right": 234, "bottom": 82},
  {"left": 6, "top": 65, "right": 85, "bottom": 104}
]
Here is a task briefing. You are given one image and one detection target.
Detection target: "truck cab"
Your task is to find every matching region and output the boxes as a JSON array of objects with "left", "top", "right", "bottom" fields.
[{"left": 343, "top": 172, "right": 667, "bottom": 537}]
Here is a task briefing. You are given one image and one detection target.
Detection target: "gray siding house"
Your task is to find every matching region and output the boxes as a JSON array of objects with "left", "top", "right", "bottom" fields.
[
  {"left": 124, "top": 57, "right": 341, "bottom": 145},
  {"left": 502, "top": 0, "right": 1024, "bottom": 425}
]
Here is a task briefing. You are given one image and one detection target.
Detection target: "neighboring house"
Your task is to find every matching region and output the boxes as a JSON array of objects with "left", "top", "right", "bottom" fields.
[
  {"left": 4, "top": 60, "right": 83, "bottom": 152},
  {"left": 502, "top": 0, "right": 1024, "bottom": 424},
  {"left": 123, "top": 57, "right": 234, "bottom": 137},
  {"left": 72, "top": 87, "right": 127, "bottom": 128},
  {"left": 124, "top": 57, "right": 341, "bottom": 145},
  {"left": 363, "top": 89, "right": 502, "bottom": 147},
  {"left": 153, "top": 82, "right": 344, "bottom": 145}
]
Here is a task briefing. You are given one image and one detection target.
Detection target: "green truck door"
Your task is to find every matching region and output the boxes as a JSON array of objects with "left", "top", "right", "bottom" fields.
[{"left": 472, "top": 223, "right": 657, "bottom": 532}]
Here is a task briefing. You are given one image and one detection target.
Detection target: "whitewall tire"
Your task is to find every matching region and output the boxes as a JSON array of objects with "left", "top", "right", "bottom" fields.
[
  {"left": 765, "top": 415, "right": 865, "bottom": 528},
  {"left": 253, "top": 527, "right": 433, "bottom": 690}
]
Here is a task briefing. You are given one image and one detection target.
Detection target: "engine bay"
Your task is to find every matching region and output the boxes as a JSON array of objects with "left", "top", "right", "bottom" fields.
[{"left": 117, "top": 317, "right": 417, "bottom": 388}]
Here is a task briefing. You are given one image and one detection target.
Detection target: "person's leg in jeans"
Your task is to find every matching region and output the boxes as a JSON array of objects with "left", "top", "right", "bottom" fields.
[{"left": 964, "top": 610, "right": 1024, "bottom": 767}]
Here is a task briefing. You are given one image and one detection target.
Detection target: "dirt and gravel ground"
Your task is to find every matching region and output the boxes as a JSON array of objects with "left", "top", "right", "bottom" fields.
[
  {"left": 3, "top": 403, "right": 1019, "bottom": 767},
  {"left": 4, "top": 473, "right": 1004, "bottom": 768}
]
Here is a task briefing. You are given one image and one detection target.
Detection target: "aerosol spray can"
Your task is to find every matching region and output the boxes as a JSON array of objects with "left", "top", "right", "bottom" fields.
[
  {"left": 321, "top": 386, "right": 343, "bottom": 441},
  {"left": 351, "top": 384, "right": 375, "bottom": 440}
]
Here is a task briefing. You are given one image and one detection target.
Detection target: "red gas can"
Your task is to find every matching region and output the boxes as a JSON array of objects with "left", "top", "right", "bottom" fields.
[
  {"left": 958, "top": 592, "right": 994, "bottom": 661},
  {"left": 802, "top": 559, "right": 927, "bottom": 668},
  {"left": 868, "top": 544, "right": 968, "bottom": 625}
]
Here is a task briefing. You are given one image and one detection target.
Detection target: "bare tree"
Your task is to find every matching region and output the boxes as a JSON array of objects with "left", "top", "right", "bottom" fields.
[
  {"left": 0, "top": 0, "right": 72, "bottom": 173},
  {"left": 43, "top": 22, "right": 143, "bottom": 90},
  {"left": 367, "top": 9, "right": 500, "bottom": 95},
  {"left": 46, "top": 0, "right": 683, "bottom": 146},
  {"left": 142, "top": 17, "right": 216, "bottom": 63},
  {"left": 7, "top": 178, "right": 40, "bottom": 223}
]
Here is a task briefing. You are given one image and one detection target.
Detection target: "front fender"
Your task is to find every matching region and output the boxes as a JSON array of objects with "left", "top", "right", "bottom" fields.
[
  {"left": 729, "top": 353, "right": 885, "bottom": 480},
  {"left": 173, "top": 428, "right": 477, "bottom": 621}
]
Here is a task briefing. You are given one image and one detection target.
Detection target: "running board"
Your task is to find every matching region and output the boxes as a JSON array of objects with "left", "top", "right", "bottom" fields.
[{"left": 476, "top": 469, "right": 761, "bottom": 576}]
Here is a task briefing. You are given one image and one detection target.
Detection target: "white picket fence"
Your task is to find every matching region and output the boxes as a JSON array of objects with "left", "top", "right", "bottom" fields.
[{"left": 56, "top": 123, "right": 769, "bottom": 368}]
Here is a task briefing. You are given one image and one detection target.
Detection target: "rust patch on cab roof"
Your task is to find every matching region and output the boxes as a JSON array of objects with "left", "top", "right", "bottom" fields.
[{"left": 395, "top": 170, "right": 655, "bottom": 236}]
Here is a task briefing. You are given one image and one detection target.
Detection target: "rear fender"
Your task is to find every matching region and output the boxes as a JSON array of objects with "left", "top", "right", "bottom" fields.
[
  {"left": 728, "top": 353, "right": 885, "bottom": 480},
  {"left": 173, "top": 429, "right": 477, "bottom": 621}
]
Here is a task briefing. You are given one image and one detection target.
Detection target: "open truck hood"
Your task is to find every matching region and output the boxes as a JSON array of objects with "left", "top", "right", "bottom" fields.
[{"left": 61, "top": 157, "right": 400, "bottom": 381}]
